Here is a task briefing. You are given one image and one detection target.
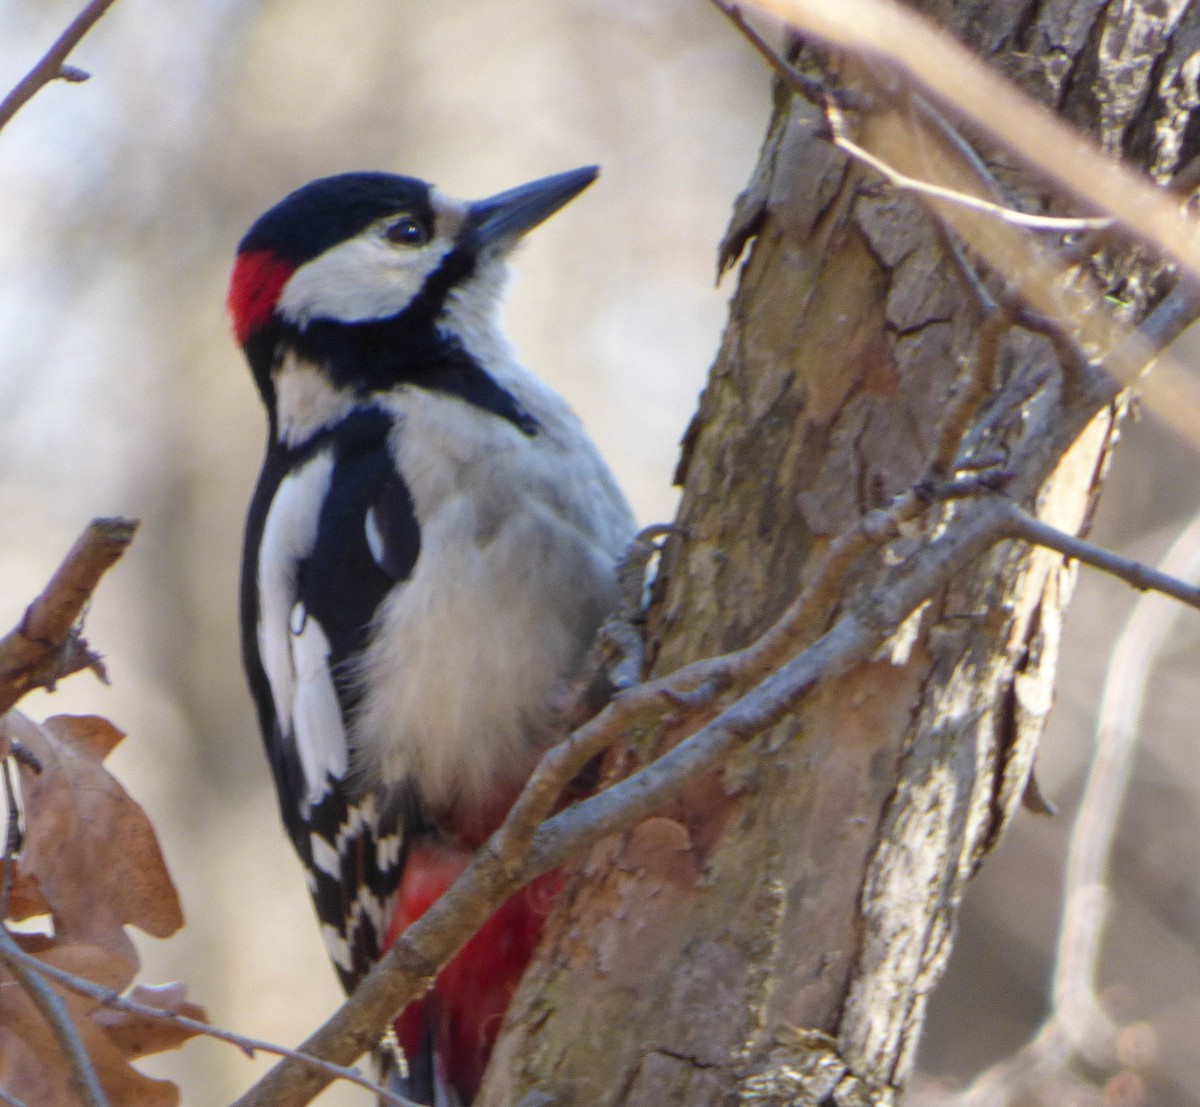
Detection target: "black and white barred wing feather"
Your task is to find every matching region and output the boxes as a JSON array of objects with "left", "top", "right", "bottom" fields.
[{"left": 242, "top": 408, "right": 419, "bottom": 990}]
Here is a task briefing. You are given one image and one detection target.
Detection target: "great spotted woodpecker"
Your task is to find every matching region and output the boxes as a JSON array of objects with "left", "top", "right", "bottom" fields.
[{"left": 229, "top": 167, "right": 635, "bottom": 1104}]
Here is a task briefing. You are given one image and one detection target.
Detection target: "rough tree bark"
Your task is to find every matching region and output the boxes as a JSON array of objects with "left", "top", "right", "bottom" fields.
[{"left": 477, "top": 3, "right": 1200, "bottom": 1105}]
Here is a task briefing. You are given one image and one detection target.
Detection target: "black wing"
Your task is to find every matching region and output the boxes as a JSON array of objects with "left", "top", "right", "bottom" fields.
[{"left": 241, "top": 407, "right": 422, "bottom": 990}]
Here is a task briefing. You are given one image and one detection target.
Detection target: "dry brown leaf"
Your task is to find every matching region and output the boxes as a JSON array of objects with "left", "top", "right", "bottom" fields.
[
  {"left": 47, "top": 712, "right": 124, "bottom": 760},
  {"left": 2, "top": 711, "right": 184, "bottom": 967},
  {"left": 0, "top": 974, "right": 181, "bottom": 1107},
  {"left": 94, "top": 981, "right": 208, "bottom": 1058},
  {"left": 0, "top": 929, "right": 195, "bottom": 1105},
  {"left": 10, "top": 929, "right": 55, "bottom": 955},
  {"left": 41, "top": 714, "right": 184, "bottom": 938},
  {"left": 0, "top": 1025, "right": 67, "bottom": 1105},
  {"left": 0, "top": 858, "right": 51, "bottom": 921},
  {"left": 40, "top": 937, "right": 136, "bottom": 994},
  {"left": 0, "top": 941, "right": 129, "bottom": 1096},
  {"left": 0, "top": 712, "right": 195, "bottom": 1105},
  {"left": 83, "top": 999, "right": 183, "bottom": 1107}
]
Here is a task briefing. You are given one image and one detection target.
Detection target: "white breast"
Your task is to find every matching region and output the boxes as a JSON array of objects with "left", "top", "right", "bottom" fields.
[{"left": 352, "top": 380, "right": 635, "bottom": 812}]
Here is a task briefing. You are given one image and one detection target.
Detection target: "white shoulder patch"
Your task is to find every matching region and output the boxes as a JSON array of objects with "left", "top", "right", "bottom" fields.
[
  {"left": 290, "top": 604, "right": 349, "bottom": 805},
  {"left": 256, "top": 451, "right": 349, "bottom": 806}
]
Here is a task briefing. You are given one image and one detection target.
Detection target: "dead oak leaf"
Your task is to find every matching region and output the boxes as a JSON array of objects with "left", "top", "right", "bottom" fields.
[
  {"left": 0, "top": 990, "right": 181, "bottom": 1107},
  {"left": 0, "top": 858, "right": 50, "bottom": 921},
  {"left": 39, "top": 935, "right": 136, "bottom": 993},
  {"left": 2, "top": 712, "right": 183, "bottom": 967},
  {"left": 0, "top": 714, "right": 197, "bottom": 1104},
  {"left": 94, "top": 981, "right": 208, "bottom": 1058},
  {"left": 0, "top": 940, "right": 198, "bottom": 1106}
]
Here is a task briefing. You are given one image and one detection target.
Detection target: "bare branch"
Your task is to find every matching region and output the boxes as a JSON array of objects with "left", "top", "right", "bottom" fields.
[
  {"left": 0, "top": 925, "right": 108, "bottom": 1107},
  {"left": 998, "top": 501, "right": 1200, "bottom": 613},
  {"left": 825, "top": 102, "right": 1113, "bottom": 232},
  {"left": 0, "top": 517, "right": 138, "bottom": 716},
  {"left": 0, "top": 0, "right": 121, "bottom": 132},
  {"left": 1111, "top": 276, "right": 1200, "bottom": 380},
  {"left": 714, "top": 1, "right": 1113, "bottom": 231},
  {"left": 707, "top": 0, "right": 856, "bottom": 107},
  {"left": 1053, "top": 519, "right": 1200, "bottom": 1060},
  {"left": 491, "top": 487, "right": 947, "bottom": 875}
]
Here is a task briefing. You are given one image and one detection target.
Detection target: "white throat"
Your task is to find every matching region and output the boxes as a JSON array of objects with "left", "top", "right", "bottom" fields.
[{"left": 273, "top": 352, "right": 356, "bottom": 448}]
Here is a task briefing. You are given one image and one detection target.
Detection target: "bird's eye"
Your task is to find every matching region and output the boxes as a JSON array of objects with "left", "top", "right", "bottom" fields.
[{"left": 385, "top": 216, "right": 428, "bottom": 247}]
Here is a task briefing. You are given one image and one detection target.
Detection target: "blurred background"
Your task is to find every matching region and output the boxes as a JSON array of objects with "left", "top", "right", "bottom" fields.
[{"left": 0, "top": 2, "right": 1197, "bottom": 1104}]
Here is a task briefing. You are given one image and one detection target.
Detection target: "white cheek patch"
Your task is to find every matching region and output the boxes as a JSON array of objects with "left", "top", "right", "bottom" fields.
[{"left": 276, "top": 230, "right": 455, "bottom": 326}]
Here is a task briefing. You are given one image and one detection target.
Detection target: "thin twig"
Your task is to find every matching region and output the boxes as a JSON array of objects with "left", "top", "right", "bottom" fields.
[
  {"left": 910, "top": 89, "right": 1011, "bottom": 208},
  {"left": 1054, "top": 518, "right": 1200, "bottom": 1060},
  {"left": 908, "top": 83, "right": 1120, "bottom": 268},
  {"left": 999, "top": 502, "right": 1200, "bottom": 613},
  {"left": 0, "top": 925, "right": 108, "bottom": 1107},
  {"left": 714, "top": 7, "right": 1113, "bottom": 232},
  {"left": 738, "top": 0, "right": 1200, "bottom": 278},
  {"left": 825, "top": 103, "right": 1113, "bottom": 232},
  {"left": 0, "top": 1086, "right": 31, "bottom": 1107},
  {"left": 908, "top": 96, "right": 1119, "bottom": 435},
  {"left": 707, "top": 0, "right": 859, "bottom": 107},
  {"left": 0, "top": 938, "right": 417, "bottom": 1107},
  {"left": 905, "top": 71, "right": 1196, "bottom": 402},
  {"left": 0, "top": 517, "right": 137, "bottom": 717},
  {"left": 1110, "top": 276, "right": 1200, "bottom": 380},
  {"left": 0, "top": 0, "right": 121, "bottom": 131}
]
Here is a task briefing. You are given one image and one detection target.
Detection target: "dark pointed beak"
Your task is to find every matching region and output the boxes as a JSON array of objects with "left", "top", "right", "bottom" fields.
[{"left": 468, "top": 166, "right": 599, "bottom": 249}]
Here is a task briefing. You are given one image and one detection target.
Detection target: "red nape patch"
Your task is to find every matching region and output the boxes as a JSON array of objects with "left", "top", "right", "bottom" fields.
[
  {"left": 388, "top": 844, "right": 563, "bottom": 1104},
  {"left": 227, "top": 249, "right": 294, "bottom": 345}
]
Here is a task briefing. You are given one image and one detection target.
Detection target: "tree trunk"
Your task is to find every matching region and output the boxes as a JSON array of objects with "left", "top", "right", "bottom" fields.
[{"left": 478, "top": 3, "right": 1200, "bottom": 1104}]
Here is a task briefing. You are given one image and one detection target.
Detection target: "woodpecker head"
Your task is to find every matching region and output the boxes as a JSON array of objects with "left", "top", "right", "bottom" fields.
[{"left": 228, "top": 166, "right": 598, "bottom": 416}]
